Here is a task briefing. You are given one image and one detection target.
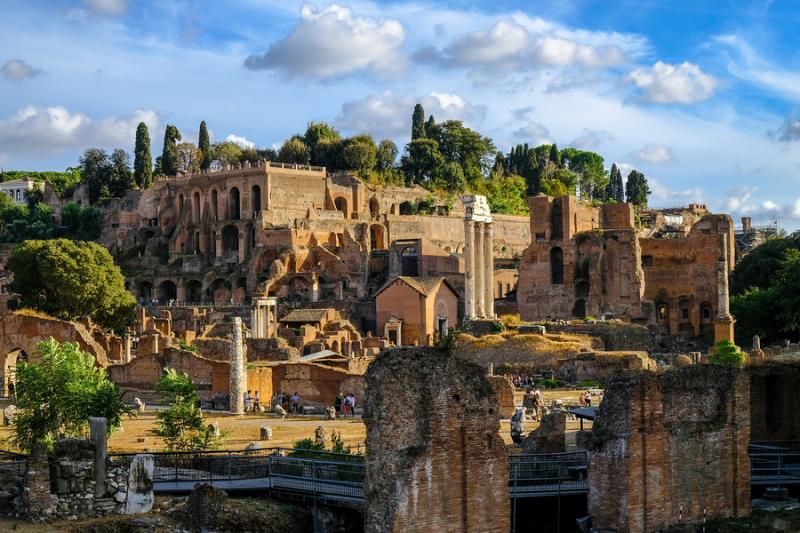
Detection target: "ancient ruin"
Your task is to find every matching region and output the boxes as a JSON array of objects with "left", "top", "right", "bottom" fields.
[{"left": 462, "top": 194, "right": 494, "bottom": 319}]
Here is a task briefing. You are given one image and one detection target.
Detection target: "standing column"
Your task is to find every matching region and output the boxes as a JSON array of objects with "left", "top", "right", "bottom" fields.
[
  {"left": 483, "top": 222, "right": 494, "bottom": 318},
  {"left": 463, "top": 220, "right": 475, "bottom": 318},
  {"left": 475, "top": 222, "right": 485, "bottom": 318},
  {"left": 251, "top": 304, "right": 260, "bottom": 338},
  {"left": 229, "top": 317, "right": 246, "bottom": 414},
  {"left": 717, "top": 233, "right": 732, "bottom": 318}
]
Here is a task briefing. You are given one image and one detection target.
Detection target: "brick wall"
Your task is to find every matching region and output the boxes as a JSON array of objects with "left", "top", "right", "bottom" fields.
[
  {"left": 748, "top": 361, "right": 800, "bottom": 441},
  {"left": 589, "top": 366, "right": 750, "bottom": 533},
  {"left": 364, "top": 347, "right": 509, "bottom": 532}
]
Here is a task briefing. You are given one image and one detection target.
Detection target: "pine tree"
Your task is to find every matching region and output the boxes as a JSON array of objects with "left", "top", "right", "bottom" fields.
[
  {"left": 625, "top": 169, "right": 650, "bottom": 208},
  {"left": 160, "top": 125, "right": 182, "bottom": 176},
  {"left": 411, "top": 104, "right": 426, "bottom": 140},
  {"left": 198, "top": 121, "right": 211, "bottom": 171},
  {"left": 133, "top": 122, "right": 152, "bottom": 189}
]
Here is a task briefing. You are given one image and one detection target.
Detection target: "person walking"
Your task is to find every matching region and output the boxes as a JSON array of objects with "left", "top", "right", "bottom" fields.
[
  {"left": 334, "top": 393, "right": 343, "bottom": 415},
  {"left": 253, "top": 391, "right": 260, "bottom": 413},
  {"left": 244, "top": 390, "right": 252, "bottom": 414},
  {"left": 347, "top": 393, "right": 356, "bottom": 418},
  {"left": 290, "top": 392, "right": 301, "bottom": 414}
]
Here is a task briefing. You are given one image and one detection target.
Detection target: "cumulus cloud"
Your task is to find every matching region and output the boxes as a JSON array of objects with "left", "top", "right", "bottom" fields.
[
  {"left": 243, "top": 4, "right": 406, "bottom": 79},
  {"left": 718, "top": 186, "right": 800, "bottom": 222},
  {"left": 512, "top": 121, "right": 552, "bottom": 146},
  {"left": 1, "top": 59, "right": 41, "bottom": 81},
  {"left": 335, "top": 91, "right": 485, "bottom": 138},
  {"left": 632, "top": 144, "right": 674, "bottom": 163},
  {"left": 770, "top": 110, "right": 800, "bottom": 142},
  {"left": 569, "top": 129, "right": 613, "bottom": 149},
  {"left": 0, "top": 105, "right": 159, "bottom": 153},
  {"left": 647, "top": 177, "right": 704, "bottom": 203},
  {"left": 83, "top": 0, "right": 127, "bottom": 15},
  {"left": 625, "top": 61, "right": 718, "bottom": 104},
  {"left": 225, "top": 134, "right": 255, "bottom": 149}
]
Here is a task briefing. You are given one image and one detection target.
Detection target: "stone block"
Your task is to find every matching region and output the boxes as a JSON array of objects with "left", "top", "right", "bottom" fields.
[{"left": 124, "top": 454, "right": 154, "bottom": 515}]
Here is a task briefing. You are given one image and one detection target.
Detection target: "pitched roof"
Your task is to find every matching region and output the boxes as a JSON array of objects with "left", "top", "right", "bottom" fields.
[
  {"left": 280, "top": 308, "right": 330, "bottom": 323},
  {"left": 374, "top": 276, "right": 453, "bottom": 298},
  {"left": 300, "top": 350, "right": 348, "bottom": 362}
]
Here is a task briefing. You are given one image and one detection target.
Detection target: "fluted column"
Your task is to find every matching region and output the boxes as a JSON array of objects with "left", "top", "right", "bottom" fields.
[
  {"left": 464, "top": 220, "right": 475, "bottom": 318},
  {"left": 475, "top": 222, "right": 485, "bottom": 317},
  {"left": 483, "top": 222, "right": 494, "bottom": 318}
]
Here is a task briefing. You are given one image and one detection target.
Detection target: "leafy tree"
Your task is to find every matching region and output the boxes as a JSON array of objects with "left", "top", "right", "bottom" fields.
[
  {"left": 561, "top": 148, "right": 607, "bottom": 200},
  {"left": 23, "top": 187, "right": 44, "bottom": 210},
  {"left": 79, "top": 148, "right": 111, "bottom": 204},
  {"left": 549, "top": 143, "right": 560, "bottom": 165},
  {"left": 424, "top": 115, "right": 436, "bottom": 139},
  {"left": 61, "top": 202, "right": 102, "bottom": 241},
  {"left": 731, "top": 233, "right": 800, "bottom": 295},
  {"left": 605, "top": 163, "right": 624, "bottom": 203},
  {"left": 175, "top": 142, "right": 202, "bottom": 174},
  {"left": 212, "top": 141, "right": 244, "bottom": 168},
  {"left": 160, "top": 125, "right": 182, "bottom": 176},
  {"left": 11, "top": 339, "right": 132, "bottom": 452},
  {"left": 539, "top": 163, "right": 578, "bottom": 197},
  {"left": 376, "top": 139, "right": 398, "bottom": 173},
  {"left": 1, "top": 170, "right": 81, "bottom": 198},
  {"left": 709, "top": 339, "right": 745, "bottom": 368},
  {"left": 133, "top": 122, "right": 153, "bottom": 188},
  {"left": 477, "top": 171, "right": 528, "bottom": 215},
  {"left": 625, "top": 169, "right": 650, "bottom": 208},
  {"left": 198, "top": 121, "right": 212, "bottom": 171},
  {"left": 304, "top": 122, "right": 342, "bottom": 167},
  {"left": 8, "top": 239, "right": 135, "bottom": 329},
  {"left": 426, "top": 120, "right": 495, "bottom": 182},
  {"left": 342, "top": 134, "right": 377, "bottom": 177},
  {"left": 277, "top": 137, "right": 310, "bottom": 164},
  {"left": 731, "top": 287, "right": 782, "bottom": 345},
  {"left": 412, "top": 103, "right": 426, "bottom": 140},
  {"left": 108, "top": 149, "right": 134, "bottom": 197},
  {"left": 153, "top": 369, "right": 225, "bottom": 452},
  {"left": 401, "top": 138, "right": 444, "bottom": 185}
]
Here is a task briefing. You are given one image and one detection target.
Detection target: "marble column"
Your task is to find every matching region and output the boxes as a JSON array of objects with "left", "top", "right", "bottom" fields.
[
  {"left": 475, "top": 222, "right": 485, "bottom": 317},
  {"left": 464, "top": 220, "right": 475, "bottom": 318},
  {"left": 483, "top": 222, "right": 494, "bottom": 318},
  {"left": 229, "top": 317, "right": 246, "bottom": 414},
  {"left": 717, "top": 233, "right": 732, "bottom": 318}
]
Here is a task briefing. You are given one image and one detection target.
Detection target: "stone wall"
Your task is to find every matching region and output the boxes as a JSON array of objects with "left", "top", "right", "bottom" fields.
[
  {"left": 269, "top": 362, "right": 365, "bottom": 407},
  {"left": 364, "top": 347, "right": 509, "bottom": 532},
  {"left": 556, "top": 351, "right": 656, "bottom": 383},
  {"left": 748, "top": 361, "right": 800, "bottom": 441},
  {"left": 544, "top": 321, "right": 652, "bottom": 351},
  {"left": 588, "top": 366, "right": 750, "bottom": 533},
  {"left": 50, "top": 439, "right": 96, "bottom": 518},
  {"left": 487, "top": 375, "right": 516, "bottom": 418}
]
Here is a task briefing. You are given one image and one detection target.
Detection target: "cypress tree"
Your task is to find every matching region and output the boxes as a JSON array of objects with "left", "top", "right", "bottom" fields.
[
  {"left": 625, "top": 169, "right": 650, "bottom": 208},
  {"left": 424, "top": 115, "right": 436, "bottom": 139},
  {"left": 549, "top": 143, "right": 560, "bottom": 165},
  {"left": 198, "top": 121, "right": 211, "bottom": 171},
  {"left": 606, "top": 163, "right": 624, "bottom": 203},
  {"left": 160, "top": 125, "right": 182, "bottom": 176},
  {"left": 133, "top": 122, "right": 152, "bottom": 188},
  {"left": 411, "top": 104, "right": 425, "bottom": 140}
]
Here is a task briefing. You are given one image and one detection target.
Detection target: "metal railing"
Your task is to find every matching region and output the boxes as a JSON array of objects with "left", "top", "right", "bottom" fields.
[
  {"left": 749, "top": 441, "right": 800, "bottom": 487},
  {"left": 509, "top": 451, "right": 589, "bottom": 497}
]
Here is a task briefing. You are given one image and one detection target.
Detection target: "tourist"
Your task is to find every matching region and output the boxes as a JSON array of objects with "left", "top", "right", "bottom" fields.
[
  {"left": 244, "top": 390, "right": 252, "bottom": 413},
  {"left": 510, "top": 407, "right": 525, "bottom": 445},
  {"left": 253, "top": 391, "right": 260, "bottom": 413},
  {"left": 585, "top": 393, "right": 592, "bottom": 407},
  {"left": 334, "top": 393, "right": 343, "bottom": 415},
  {"left": 531, "top": 392, "right": 540, "bottom": 421},
  {"left": 347, "top": 393, "right": 357, "bottom": 417},
  {"left": 579, "top": 391, "right": 586, "bottom": 407},
  {"left": 290, "top": 392, "right": 301, "bottom": 414}
]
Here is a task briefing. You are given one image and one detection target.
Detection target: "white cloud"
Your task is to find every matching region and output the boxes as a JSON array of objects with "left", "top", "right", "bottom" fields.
[
  {"left": 225, "top": 134, "right": 255, "bottom": 149},
  {"left": 625, "top": 61, "right": 718, "bottom": 104},
  {"left": 632, "top": 144, "right": 674, "bottom": 163},
  {"left": 0, "top": 105, "right": 159, "bottom": 153},
  {"left": 512, "top": 121, "right": 552, "bottom": 146},
  {"left": 770, "top": 110, "right": 800, "bottom": 142},
  {"left": 445, "top": 20, "right": 530, "bottom": 67},
  {"left": 569, "top": 129, "right": 613, "bottom": 149},
  {"left": 531, "top": 37, "right": 625, "bottom": 68},
  {"left": 714, "top": 34, "right": 800, "bottom": 101},
  {"left": 243, "top": 4, "right": 406, "bottom": 79},
  {"left": 647, "top": 177, "right": 704, "bottom": 204},
  {"left": 335, "top": 91, "right": 485, "bottom": 138},
  {"left": 82, "top": 0, "right": 127, "bottom": 15},
  {"left": 717, "top": 186, "right": 800, "bottom": 222},
  {"left": 1, "top": 59, "right": 41, "bottom": 81}
]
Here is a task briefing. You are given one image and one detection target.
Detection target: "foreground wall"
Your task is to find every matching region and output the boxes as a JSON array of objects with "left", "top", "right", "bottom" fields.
[
  {"left": 749, "top": 361, "right": 800, "bottom": 442},
  {"left": 364, "top": 347, "right": 509, "bottom": 533},
  {"left": 588, "top": 366, "right": 750, "bottom": 533}
]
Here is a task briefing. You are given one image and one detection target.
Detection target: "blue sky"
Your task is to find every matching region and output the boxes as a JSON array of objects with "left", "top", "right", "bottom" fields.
[{"left": 1, "top": 0, "right": 799, "bottom": 227}]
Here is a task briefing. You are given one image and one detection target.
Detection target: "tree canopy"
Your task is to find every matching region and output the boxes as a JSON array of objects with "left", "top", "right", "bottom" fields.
[
  {"left": 133, "top": 122, "right": 152, "bottom": 188},
  {"left": 9, "top": 239, "right": 135, "bottom": 330},
  {"left": 625, "top": 170, "right": 650, "bottom": 208},
  {"left": 198, "top": 121, "right": 212, "bottom": 171},
  {"left": 11, "top": 339, "right": 132, "bottom": 452},
  {"left": 160, "top": 125, "right": 182, "bottom": 176}
]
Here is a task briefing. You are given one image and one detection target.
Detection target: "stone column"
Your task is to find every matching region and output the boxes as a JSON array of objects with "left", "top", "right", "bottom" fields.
[
  {"left": 483, "top": 222, "right": 494, "bottom": 318},
  {"left": 475, "top": 222, "right": 485, "bottom": 318},
  {"left": 272, "top": 300, "right": 279, "bottom": 338},
  {"left": 250, "top": 304, "right": 260, "bottom": 338},
  {"left": 463, "top": 220, "right": 475, "bottom": 318},
  {"left": 123, "top": 334, "right": 132, "bottom": 363},
  {"left": 90, "top": 417, "right": 108, "bottom": 499},
  {"left": 229, "top": 317, "right": 246, "bottom": 414},
  {"left": 214, "top": 233, "right": 222, "bottom": 258},
  {"left": 714, "top": 233, "right": 735, "bottom": 344},
  {"left": 311, "top": 279, "right": 320, "bottom": 302},
  {"left": 238, "top": 232, "right": 246, "bottom": 264}
]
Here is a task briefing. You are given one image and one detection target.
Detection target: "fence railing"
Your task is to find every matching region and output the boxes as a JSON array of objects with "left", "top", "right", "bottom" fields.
[
  {"left": 749, "top": 441, "right": 800, "bottom": 487},
  {"left": 509, "top": 451, "right": 589, "bottom": 496}
]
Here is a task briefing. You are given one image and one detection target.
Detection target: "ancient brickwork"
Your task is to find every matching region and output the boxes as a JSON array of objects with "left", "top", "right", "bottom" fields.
[
  {"left": 748, "top": 361, "right": 800, "bottom": 441},
  {"left": 556, "top": 351, "right": 656, "bottom": 382},
  {"left": 269, "top": 362, "right": 364, "bottom": 407},
  {"left": 589, "top": 366, "right": 750, "bottom": 533},
  {"left": 364, "top": 347, "right": 509, "bottom": 533},
  {"left": 487, "top": 375, "right": 516, "bottom": 418}
]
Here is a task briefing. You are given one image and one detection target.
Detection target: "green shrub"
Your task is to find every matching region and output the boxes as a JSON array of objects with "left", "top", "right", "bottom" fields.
[
  {"left": 177, "top": 338, "right": 198, "bottom": 353},
  {"left": 709, "top": 339, "right": 746, "bottom": 368},
  {"left": 537, "top": 378, "right": 564, "bottom": 389}
]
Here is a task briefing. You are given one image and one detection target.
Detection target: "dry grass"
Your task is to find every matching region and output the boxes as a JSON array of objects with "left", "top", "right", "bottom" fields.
[
  {"left": 12, "top": 308, "right": 58, "bottom": 320},
  {"left": 454, "top": 332, "right": 596, "bottom": 369}
]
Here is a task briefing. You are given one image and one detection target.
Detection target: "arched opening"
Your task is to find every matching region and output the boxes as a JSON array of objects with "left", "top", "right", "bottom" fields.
[
  {"left": 550, "top": 247, "right": 564, "bottom": 285},
  {"left": 401, "top": 246, "right": 418, "bottom": 277},
  {"left": 178, "top": 194, "right": 185, "bottom": 215},
  {"left": 575, "top": 280, "right": 589, "bottom": 298},
  {"left": 137, "top": 281, "right": 153, "bottom": 302},
  {"left": 334, "top": 197, "right": 348, "bottom": 216},
  {"left": 678, "top": 298, "right": 691, "bottom": 323},
  {"left": 369, "top": 197, "right": 380, "bottom": 218},
  {"left": 228, "top": 187, "right": 241, "bottom": 220},
  {"left": 656, "top": 302, "right": 670, "bottom": 328},
  {"left": 211, "top": 189, "right": 218, "bottom": 221},
  {"left": 370, "top": 225, "right": 385, "bottom": 251},
  {"left": 331, "top": 340, "right": 339, "bottom": 353},
  {"left": 573, "top": 299, "right": 586, "bottom": 318},
  {"left": 157, "top": 280, "right": 177, "bottom": 303},
  {"left": 193, "top": 230, "right": 201, "bottom": 254},
  {"left": 251, "top": 185, "right": 261, "bottom": 217},
  {"left": 700, "top": 303, "right": 713, "bottom": 323},
  {"left": 207, "top": 278, "right": 228, "bottom": 302},
  {"left": 4, "top": 349, "right": 28, "bottom": 394},
  {"left": 193, "top": 192, "right": 201, "bottom": 223},
  {"left": 221, "top": 225, "right": 239, "bottom": 260},
  {"left": 550, "top": 199, "right": 564, "bottom": 240},
  {"left": 186, "top": 280, "right": 202, "bottom": 303},
  {"left": 399, "top": 201, "right": 414, "bottom": 215}
]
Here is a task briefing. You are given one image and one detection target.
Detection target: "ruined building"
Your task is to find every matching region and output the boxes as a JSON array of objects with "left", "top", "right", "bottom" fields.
[{"left": 517, "top": 195, "right": 735, "bottom": 344}]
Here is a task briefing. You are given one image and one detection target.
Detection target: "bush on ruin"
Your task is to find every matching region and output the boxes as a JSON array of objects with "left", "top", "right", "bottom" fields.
[
  {"left": 709, "top": 340, "right": 745, "bottom": 368},
  {"left": 11, "top": 339, "right": 133, "bottom": 452}
]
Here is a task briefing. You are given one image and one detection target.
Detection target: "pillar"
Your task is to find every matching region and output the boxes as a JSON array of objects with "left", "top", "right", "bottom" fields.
[
  {"left": 123, "top": 334, "right": 132, "bottom": 363},
  {"left": 483, "top": 222, "right": 494, "bottom": 318},
  {"left": 229, "top": 317, "right": 246, "bottom": 414},
  {"left": 238, "top": 232, "right": 246, "bottom": 263},
  {"left": 464, "top": 220, "right": 475, "bottom": 318},
  {"left": 311, "top": 279, "right": 320, "bottom": 302},
  {"left": 250, "top": 305, "right": 260, "bottom": 338},
  {"left": 475, "top": 222, "right": 484, "bottom": 317},
  {"left": 89, "top": 417, "right": 108, "bottom": 499},
  {"left": 215, "top": 233, "right": 222, "bottom": 258},
  {"left": 714, "top": 233, "right": 735, "bottom": 344}
]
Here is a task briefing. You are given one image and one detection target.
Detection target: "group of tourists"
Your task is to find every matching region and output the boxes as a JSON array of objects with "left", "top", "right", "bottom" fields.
[
  {"left": 522, "top": 388, "right": 543, "bottom": 421},
  {"left": 504, "top": 373, "right": 537, "bottom": 389},
  {"left": 243, "top": 390, "right": 262, "bottom": 413},
  {"left": 578, "top": 391, "right": 593, "bottom": 407},
  {"left": 334, "top": 392, "right": 358, "bottom": 418}
]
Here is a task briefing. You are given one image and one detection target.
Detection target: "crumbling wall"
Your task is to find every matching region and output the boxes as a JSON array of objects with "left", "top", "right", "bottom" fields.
[
  {"left": 748, "top": 361, "right": 800, "bottom": 441},
  {"left": 487, "top": 375, "right": 516, "bottom": 418},
  {"left": 556, "top": 351, "right": 656, "bottom": 382},
  {"left": 589, "top": 366, "right": 750, "bottom": 533},
  {"left": 364, "top": 347, "right": 509, "bottom": 533}
]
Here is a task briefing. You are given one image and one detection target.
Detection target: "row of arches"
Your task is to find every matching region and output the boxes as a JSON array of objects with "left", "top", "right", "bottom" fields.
[
  {"left": 177, "top": 184, "right": 262, "bottom": 223},
  {"left": 136, "top": 276, "right": 251, "bottom": 304}
]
